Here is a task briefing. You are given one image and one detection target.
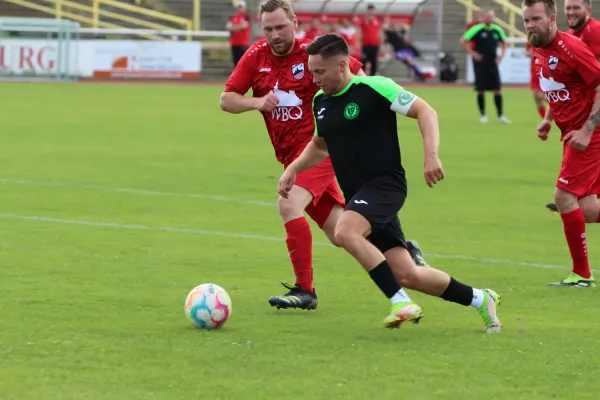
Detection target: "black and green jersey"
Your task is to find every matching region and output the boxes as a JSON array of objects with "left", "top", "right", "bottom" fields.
[
  {"left": 463, "top": 23, "right": 506, "bottom": 62},
  {"left": 313, "top": 76, "right": 417, "bottom": 199}
]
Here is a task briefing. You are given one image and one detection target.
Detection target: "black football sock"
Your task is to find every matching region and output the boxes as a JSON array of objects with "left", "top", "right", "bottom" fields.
[
  {"left": 477, "top": 93, "right": 485, "bottom": 116},
  {"left": 368, "top": 260, "right": 402, "bottom": 298},
  {"left": 494, "top": 94, "right": 503, "bottom": 117},
  {"left": 440, "top": 277, "right": 473, "bottom": 306}
]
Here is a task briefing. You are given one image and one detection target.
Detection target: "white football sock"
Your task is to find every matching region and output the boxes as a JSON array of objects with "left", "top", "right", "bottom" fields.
[
  {"left": 391, "top": 289, "right": 412, "bottom": 304},
  {"left": 470, "top": 288, "right": 485, "bottom": 309}
]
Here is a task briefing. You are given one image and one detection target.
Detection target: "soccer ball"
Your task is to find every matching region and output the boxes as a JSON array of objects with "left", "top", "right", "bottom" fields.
[{"left": 184, "top": 283, "right": 232, "bottom": 329}]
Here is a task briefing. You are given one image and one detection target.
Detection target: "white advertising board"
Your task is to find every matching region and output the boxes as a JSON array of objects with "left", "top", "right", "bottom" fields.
[{"left": 0, "top": 39, "right": 202, "bottom": 78}]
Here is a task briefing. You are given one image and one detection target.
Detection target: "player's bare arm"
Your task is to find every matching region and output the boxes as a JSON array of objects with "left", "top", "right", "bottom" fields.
[
  {"left": 563, "top": 84, "right": 600, "bottom": 150},
  {"left": 277, "top": 136, "right": 329, "bottom": 199},
  {"left": 537, "top": 108, "right": 554, "bottom": 141},
  {"left": 402, "top": 97, "right": 444, "bottom": 188},
  {"left": 220, "top": 91, "right": 279, "bottom": 114},
  {"left": 583, "top": 85, "right": 600, "bottom": 132}
]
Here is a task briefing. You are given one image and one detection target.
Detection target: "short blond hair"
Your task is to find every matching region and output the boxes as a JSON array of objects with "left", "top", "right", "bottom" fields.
[{"left": 260, "top": 0, "right": 295, "bottom": 20}]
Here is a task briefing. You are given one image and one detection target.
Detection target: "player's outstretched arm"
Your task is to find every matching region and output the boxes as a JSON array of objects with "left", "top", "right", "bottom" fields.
[
  {"left": 278, "top": 137, "right": 329, "bottom": 199},
  {"left": 405, "top": 98, "right": 445, "bottom": 187},
  {"left": 289, "top": 136, "right": 329, "bottom": 174}
]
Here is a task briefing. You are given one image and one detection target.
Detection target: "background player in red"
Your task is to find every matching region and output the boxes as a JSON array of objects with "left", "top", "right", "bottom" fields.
[
  {"left": 524, "top": 0, "right": 600, "bottom": 287},
  {"left": 226, "top": 1, "right": 251, "bottom": 67},
  {"left": 544, "top": 0, "right": 600, "bottom": 213},
  {"left": 219, "top": 0, "right": 430, "bottom": 309},
  {"left": 525, "top": 42, "right": 547, "bottom": 118}
]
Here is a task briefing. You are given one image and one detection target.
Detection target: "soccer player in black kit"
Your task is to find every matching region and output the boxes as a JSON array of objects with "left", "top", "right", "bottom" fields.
[{"left": 278, "top": 33, "right": 503, "bottom": 333}]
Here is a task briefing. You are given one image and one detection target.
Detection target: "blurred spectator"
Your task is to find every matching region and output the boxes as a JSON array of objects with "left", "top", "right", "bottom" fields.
[
  {"left": 338, "top": 18, "right": 361, "bottom": 62},
  {"left": 296, "top": 21, "right": 307, "bottom": 39},
  {"left": 305, "top": 18, "right": 325, "bottom": 41},
  {"left": 382, "top": 17, "right": 425, "bottom": 81},
  {"left": 357, "top": 4, "right": 382, "bottom": 75},
  {"left": 226, "top": 1, "right": 251, "bottom": 67}
]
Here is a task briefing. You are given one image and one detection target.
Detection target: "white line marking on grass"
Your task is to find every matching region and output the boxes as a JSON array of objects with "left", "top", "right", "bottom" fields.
[
  {"left": 1, "top": 212, "right": 594, "bottom": 273},
  {"left": 0, "top": 178, "right": 276, "bottom": 208}
]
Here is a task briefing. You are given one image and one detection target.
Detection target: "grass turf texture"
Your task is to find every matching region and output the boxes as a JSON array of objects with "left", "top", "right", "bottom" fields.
[{"left": 0, "top": 83, "right": 598, "bottom": 399}]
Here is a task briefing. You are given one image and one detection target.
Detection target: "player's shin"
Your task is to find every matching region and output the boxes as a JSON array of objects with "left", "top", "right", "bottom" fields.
[
  {"left": 284, "top": 217, "right": 314, "bottom": 292},
  {"left": 556, "top": 189, "right": 591, "bottom": 279},
  {"left": 560, "top": 208, "right": 591, "bottom": 279}
]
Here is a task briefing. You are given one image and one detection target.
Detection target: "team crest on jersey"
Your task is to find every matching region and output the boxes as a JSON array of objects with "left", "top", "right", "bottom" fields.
[
  {"left": 549, "top": 56, "right": 559, "bottom": 70},
  {"left": 292, "top": 63, "right": 305, "bottom": 80}
]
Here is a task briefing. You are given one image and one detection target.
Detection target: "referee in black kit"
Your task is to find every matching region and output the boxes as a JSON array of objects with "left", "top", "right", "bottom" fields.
[{"left": 459, "top": 9, "right": 510, "bottom": 124}]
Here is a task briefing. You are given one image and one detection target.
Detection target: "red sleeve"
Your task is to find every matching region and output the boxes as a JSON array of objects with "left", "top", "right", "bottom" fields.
[
  {"left": 349, "top": 56, "right": 363, "bottom": 74},
  {"left": 224, "top": 47, "right": 256, "bottom": 94},
  {"left": 587, "top": 31, "right": 600, "bottom": 58},
  {"left": 573, "top": 43, "right": 600, "bottom": 89}
]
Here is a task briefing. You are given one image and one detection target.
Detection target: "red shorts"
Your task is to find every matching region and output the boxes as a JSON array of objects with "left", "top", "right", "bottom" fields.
[
  {"left": 556, "top": 139, "right": 600, "bottom": 198},
  {"left": 284, "top": 156, "right": 345, "bottom": 228}
]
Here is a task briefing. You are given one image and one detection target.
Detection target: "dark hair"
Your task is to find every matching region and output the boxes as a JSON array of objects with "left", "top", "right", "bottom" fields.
[
  {"left": 306, "top": 33, "right": 349, "bottom": 58},
  {"left": 367, "top": 4, "right": 376, "bottom": 9},
  {"left": 259, "top": 0, "right": 294, "bottom": 20},
  {"left": 522, "top": 0, "right": 557, "bottom": 15}
]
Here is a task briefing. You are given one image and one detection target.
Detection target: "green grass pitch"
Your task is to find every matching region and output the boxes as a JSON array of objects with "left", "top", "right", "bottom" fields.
[{"left": 0, "top": 82, "right": 598, "bottom": 399}]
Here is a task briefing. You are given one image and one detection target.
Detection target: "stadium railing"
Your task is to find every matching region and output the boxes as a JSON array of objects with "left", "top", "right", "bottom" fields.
[
  {"left": 456, "top": 0, "right": 526, "bottom": 39},
  {"left": 2, "top": 0, "right": 200, "bottom": 40}
]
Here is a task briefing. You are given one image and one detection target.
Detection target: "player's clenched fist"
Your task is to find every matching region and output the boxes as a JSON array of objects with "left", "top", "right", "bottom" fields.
[
  {"left": 424, "top": 155, "right": 444, "bottom": 188},
  {"left": 278, "top": 167, "right": 296, "bottom": 199},
  {"left": 537, "top": 119, "right": 552, "bottom": 141},
  {"left": 256, "top": 93, "right": 279, "bottom": 112}
]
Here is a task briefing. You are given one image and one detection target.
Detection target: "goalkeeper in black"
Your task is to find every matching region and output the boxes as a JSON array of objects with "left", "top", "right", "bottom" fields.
[{"left": 278, "top": 33, "right": 502, "bottom": 333}]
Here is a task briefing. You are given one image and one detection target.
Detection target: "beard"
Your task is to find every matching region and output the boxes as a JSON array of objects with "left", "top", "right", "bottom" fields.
[
  {"left": 268, "top": 38, "right": 294, "bottom": 56},
  {"left": 567, "top": 16, "right": 586, "bottom": 30},
  {"left": 527, "top": 25, "right": 552, "bottom": 47}
]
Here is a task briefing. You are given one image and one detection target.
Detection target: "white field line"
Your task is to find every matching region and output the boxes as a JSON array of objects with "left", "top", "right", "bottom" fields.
[
  {"left": 0, "top": 178, "right": 276, "bottom": 207},
  {"left": 1, "top": 212, "right": 593, "bottom": 273}
]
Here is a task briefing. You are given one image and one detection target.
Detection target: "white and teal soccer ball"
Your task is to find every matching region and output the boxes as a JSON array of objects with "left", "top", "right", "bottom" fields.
[{"left": 184, "top": 283, "right": 232, "bottom": 329}]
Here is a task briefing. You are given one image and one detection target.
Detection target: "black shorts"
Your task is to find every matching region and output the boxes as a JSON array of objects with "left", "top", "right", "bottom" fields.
[
  {"left": 231, "top": 45, "right": 248, "bottom": 67},
  {"left": 361, "top": 45, "right": 380, "bottom": 76},
  {"left": 345, "top": 177, "right": 407, "bottom": 253},
  {"left": 473, "top": 61, "right": 501, "bottom": 91}
]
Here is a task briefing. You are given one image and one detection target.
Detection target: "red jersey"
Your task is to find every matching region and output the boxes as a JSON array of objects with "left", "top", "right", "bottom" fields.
[
  {"left": 358, "top": 17, "right": 381, "bottom": 46},
  {"left": 224, "top": 38, "right": 363, "bottom": 164},
  {"left": 567, "top": 17, "right": 600, "bottom": 58},
  {"left": 533, "top": 31, "right": 600, "bottom": 137},
  {"left": 304, "top": 27, "right": 324, "bottom": 41},
  {"left": 229, "top": 13, "right": 250, "bottom": 46}
]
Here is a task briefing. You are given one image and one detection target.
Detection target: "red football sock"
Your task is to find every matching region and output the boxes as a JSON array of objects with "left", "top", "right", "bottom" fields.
[
  {"left": 284, "top": 217, "right": 313, "bottom": 292},
  {"left": 537, "top": 106, "right": 546, "bottom": 118},
  {"left": 561, "top": 208, "right": 591, "bottom": 279}
]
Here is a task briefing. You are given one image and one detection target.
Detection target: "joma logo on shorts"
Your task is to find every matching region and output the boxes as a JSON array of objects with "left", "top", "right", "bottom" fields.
[{"left": 559, "top": 177, "right": 569, "bottom": 184}]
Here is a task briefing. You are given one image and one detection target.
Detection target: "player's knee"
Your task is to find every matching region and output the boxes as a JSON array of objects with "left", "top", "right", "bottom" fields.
[
  {"left": 322, "top": 224, "right": 341, "bottom": 247},
  {"left": 277, "top": 197, "right": 304, "bottom": 221},
  {"left": 554, "top": 188, "right": 578, "bottom": 213},
  {"left": 333, "top": 226, "right": 360, "bottom": 249}
]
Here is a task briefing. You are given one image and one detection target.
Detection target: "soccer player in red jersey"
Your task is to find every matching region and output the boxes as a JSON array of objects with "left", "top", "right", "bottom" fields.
[
  {"left": 220, "top": 0, "right": 429, "bottom": 309},
  {"left": 524, "top": 0, "right": 600, "bottom": 287},
  {"left": 544, "top": 0, "right": 600, "bottom": 214},
  {"left": 526, "top": 42, "right": 547, "bottom": 118}
]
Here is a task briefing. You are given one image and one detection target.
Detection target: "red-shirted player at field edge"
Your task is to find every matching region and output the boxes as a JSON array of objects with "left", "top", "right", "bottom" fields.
[
  {"left": 220, "top": 0, "right": 434, "bottom": 309},
  {"left": 524, "top": 0, "right": 600, "bottom": 287},
  {"left": 544, "top": 0, "right": 600, "bottom": 214}
]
